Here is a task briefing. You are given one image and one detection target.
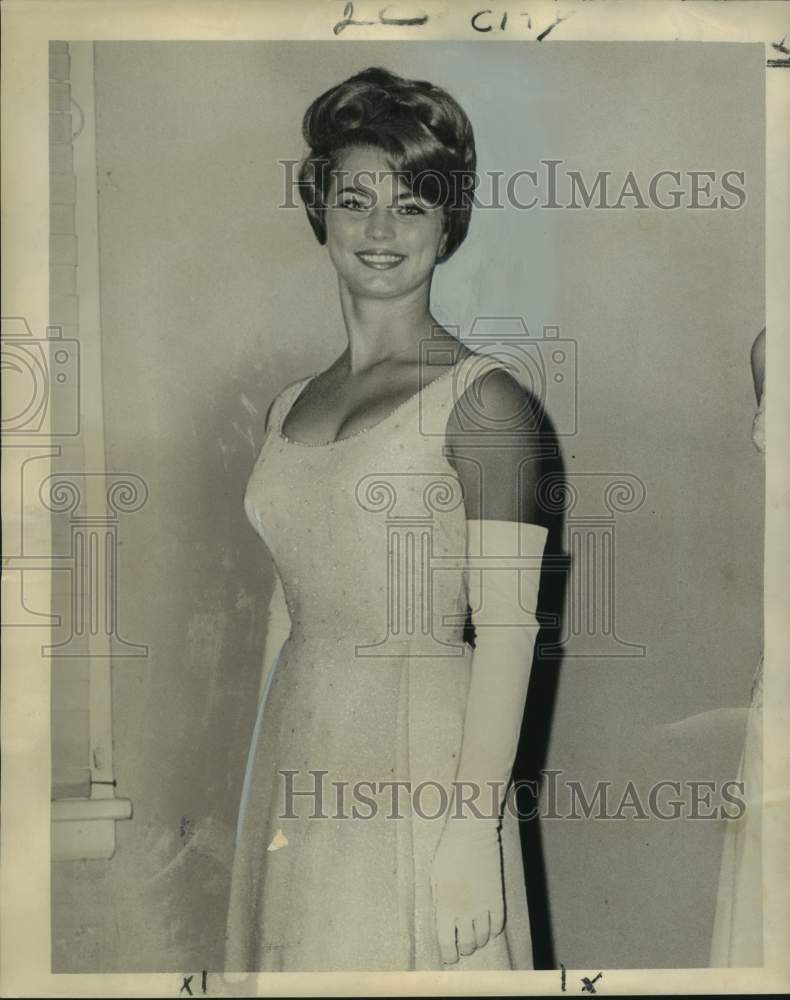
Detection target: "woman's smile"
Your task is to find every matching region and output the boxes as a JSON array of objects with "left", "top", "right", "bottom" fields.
[{"left": 354, "top": 250, "right": 407, "bottom": 270}]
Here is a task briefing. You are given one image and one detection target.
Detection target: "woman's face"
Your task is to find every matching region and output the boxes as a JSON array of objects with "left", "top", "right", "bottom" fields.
[{"left": 324, "top": 145, "right": 447, "bottom": 301}]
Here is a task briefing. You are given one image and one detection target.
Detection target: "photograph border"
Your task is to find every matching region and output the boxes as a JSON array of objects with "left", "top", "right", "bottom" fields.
[{"left": 2, "top": 1, "right": 788, "bottom": 996}]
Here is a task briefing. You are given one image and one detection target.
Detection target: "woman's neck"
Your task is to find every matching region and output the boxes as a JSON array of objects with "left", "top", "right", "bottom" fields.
[{"left": 337, "top": 279, "right": 442, "bottom": 375}]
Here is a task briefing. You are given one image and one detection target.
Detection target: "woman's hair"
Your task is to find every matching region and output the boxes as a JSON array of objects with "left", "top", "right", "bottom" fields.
[{"left": 297, "top": 66, "right": 477, "bottom": 263}]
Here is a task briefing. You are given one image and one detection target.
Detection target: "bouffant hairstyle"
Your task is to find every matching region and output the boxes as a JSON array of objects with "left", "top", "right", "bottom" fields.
[{"left": 297, "top": 67, "right": 477, "bottom": 263}]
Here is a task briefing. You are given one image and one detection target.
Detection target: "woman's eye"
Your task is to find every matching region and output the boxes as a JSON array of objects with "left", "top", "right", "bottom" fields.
[
  {"left": 340, "top": 196, "right": 370, "bottom": 211},
  {"left": 398, "top": 204, "right": 425, "bottom": 216}
]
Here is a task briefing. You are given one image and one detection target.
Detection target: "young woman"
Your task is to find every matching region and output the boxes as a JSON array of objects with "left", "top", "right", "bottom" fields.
[{"left": 224, "top": 66, "right": 549, "bottom": 972}]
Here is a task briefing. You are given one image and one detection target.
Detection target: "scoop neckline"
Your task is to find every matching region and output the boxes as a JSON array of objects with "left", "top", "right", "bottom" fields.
[{"left": 277, "top": 353, "right": 470, "bottom": 448}]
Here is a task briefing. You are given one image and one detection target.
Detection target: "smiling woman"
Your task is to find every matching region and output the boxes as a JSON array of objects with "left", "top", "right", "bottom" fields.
[{"left": 223, "top": 66, "right": 550, "bottom": 973}]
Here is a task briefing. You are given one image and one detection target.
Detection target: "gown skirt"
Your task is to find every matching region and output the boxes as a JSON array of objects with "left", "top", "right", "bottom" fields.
[
  {"left": 709, "top": 391, "right": 765, "bottom": 967},
  {"left": 709, "top": 657, "right": 764, "bottom": 966}
]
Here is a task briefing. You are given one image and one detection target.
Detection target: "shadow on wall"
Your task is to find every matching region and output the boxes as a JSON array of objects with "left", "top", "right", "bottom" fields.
[{"left": 519, "top": 407, "right": 567, "bottom": 970}]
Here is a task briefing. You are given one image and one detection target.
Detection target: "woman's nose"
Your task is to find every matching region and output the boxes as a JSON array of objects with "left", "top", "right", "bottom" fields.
[{"left": 364, "top": 206, "right": 396, "bottom": 241}]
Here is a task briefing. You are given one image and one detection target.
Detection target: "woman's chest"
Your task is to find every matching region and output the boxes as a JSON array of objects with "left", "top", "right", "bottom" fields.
[{"left": 244, "top": 427, "right": 466, "bottom": 549}]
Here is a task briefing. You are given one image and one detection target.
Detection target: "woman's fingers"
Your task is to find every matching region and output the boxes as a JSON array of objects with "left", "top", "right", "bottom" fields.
[
  {"left": 431, "top": 868, "right": 503, "bottom": 962},
  {"left": 473, "top": 910, "right": 491, "bottom": 950},
  {"left": 435, "top": 905, "right": 459, "bottom": 965},
  {"left": 490, "top": 899, "right": 506, "bottom": 938},
  {"left": 456, "top": 915, "right": 477, "bottom": 956},
  {"left": 437, "top": 905, "right": 496, "bottom": 962}
]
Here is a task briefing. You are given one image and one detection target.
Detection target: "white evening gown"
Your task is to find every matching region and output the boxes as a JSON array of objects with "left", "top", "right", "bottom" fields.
[
  {"left": 224, "top": 353, "right": 534, "bottom": 972},
  {"left": 709, "top": 389, "right": 764, "bottom": 966}
]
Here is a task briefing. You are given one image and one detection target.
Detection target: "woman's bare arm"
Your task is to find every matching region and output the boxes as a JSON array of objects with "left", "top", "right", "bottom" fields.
[
  {"left": 751, "top": 327, "right": 765, "bottom": 404},
  {"left": 445, "top": 365, "right": 545, "bottom": 523}
]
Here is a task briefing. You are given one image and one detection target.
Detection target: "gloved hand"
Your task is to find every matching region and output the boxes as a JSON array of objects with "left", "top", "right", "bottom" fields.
[
  {"left": 429, "top": 518, "right": 547, "bottom": 965},
  {"left": 430, "top": 812, "right": 505, "bottom": 963}
]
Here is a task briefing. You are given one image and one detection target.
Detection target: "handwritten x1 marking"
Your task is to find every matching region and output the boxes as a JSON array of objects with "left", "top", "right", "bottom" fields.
[{"left": 581, "top": 972, "right": 603, "bottom": 993}]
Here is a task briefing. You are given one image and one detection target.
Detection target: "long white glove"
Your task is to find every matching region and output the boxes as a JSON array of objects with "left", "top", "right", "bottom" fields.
[{"left": 430, "top": 518, "right": 548, "bottom": 965}]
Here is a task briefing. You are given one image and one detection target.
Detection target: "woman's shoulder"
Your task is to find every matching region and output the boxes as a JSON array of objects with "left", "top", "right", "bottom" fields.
[
  {"left": 448, "top": 350, "right": 541, "bottom": 431},
  {"left": 264, "top": 371, "right": 316, "bottom": 432}
]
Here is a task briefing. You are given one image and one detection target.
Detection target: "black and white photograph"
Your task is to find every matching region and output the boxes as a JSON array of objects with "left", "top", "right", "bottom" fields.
[{"left": 2, "top": 1, "right": 789, "bottom": 996}]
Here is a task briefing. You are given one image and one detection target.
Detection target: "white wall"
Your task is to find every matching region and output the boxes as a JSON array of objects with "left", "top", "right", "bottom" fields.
[{"left": 52, "top": 40, "right": 764, "bottom": 971}]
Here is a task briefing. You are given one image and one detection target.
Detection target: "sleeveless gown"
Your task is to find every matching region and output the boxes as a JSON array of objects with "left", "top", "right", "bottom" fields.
[
  {"left": 709, "top": 389, "right": 765, "bottom": 966},
  {"left": 224, "top": 353, "right": 534, "bottom": 972}
]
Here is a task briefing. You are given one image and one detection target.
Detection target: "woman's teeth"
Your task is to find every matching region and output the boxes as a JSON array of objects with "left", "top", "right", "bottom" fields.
[{"left": 355, "top": 252, "right": 406, "bottom": 270}]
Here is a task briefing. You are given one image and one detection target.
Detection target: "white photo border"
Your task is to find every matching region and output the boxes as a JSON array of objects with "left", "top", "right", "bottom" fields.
[{"left": 2, "top": 1, "right": 788, "bottom": 996}]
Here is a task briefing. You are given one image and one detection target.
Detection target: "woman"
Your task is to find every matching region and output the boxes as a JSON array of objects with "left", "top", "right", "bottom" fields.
[
  {"left": 709, "top": 327, "right": 765, "bottom": 966},
  {"left": 224, "top": 66, "right": 549, "bottom": 972}
]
